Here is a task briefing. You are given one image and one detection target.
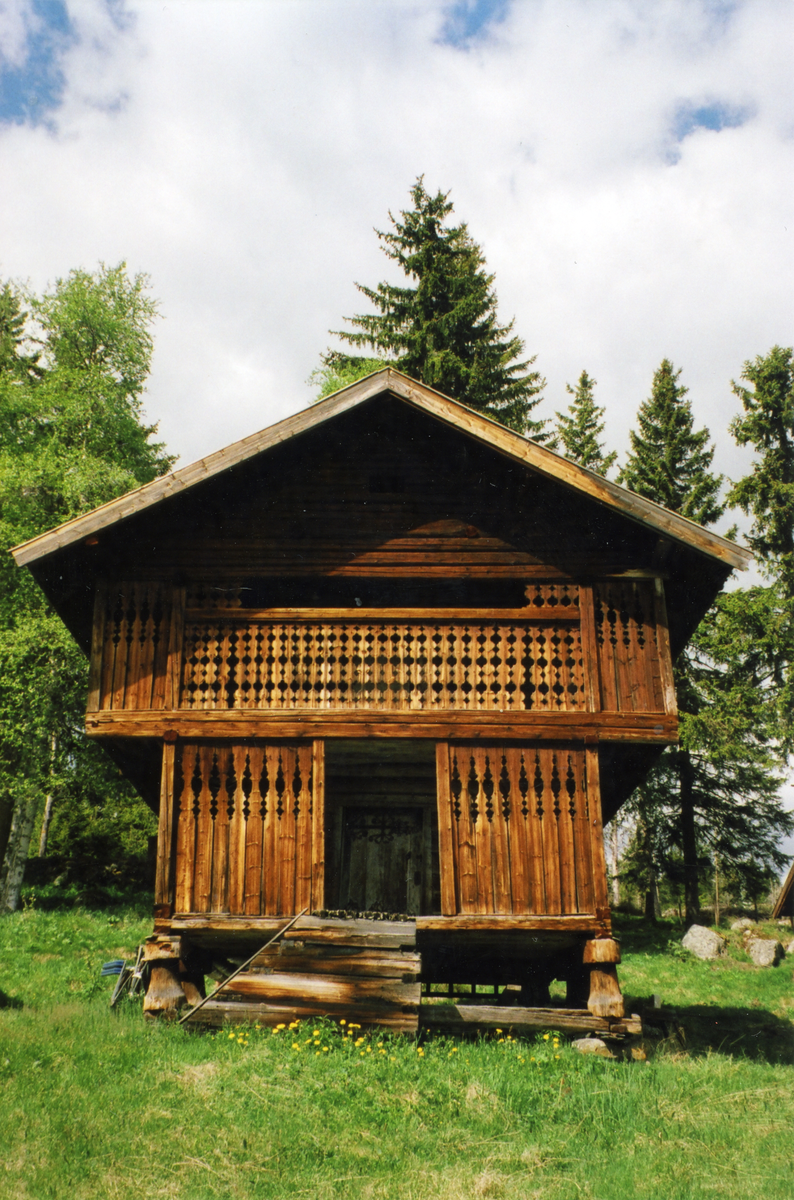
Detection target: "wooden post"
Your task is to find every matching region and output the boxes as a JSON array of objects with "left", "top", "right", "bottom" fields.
[
  {"left": 653, "top": 578, "right": 678, "bottom": 716},
  {"left": 165, "top": 586, "right": 186, "bottom": 711},
  {"left": 583, "top": 937, "right": 624, "bottom": 1018},
  {"left": 86, "top": 580, "right": 107, "bottom": 713},
  {"left": 435, "top": 742, "right": 457, "bottom": 916},
  {"left": 154, "top": 742, "right": 177, "bottom": 917},
  {"left": 579, "top": 585, "right": 601, "bottom": 713},
  {"left": 311, "top": 739, "right": 325, "bottom": 911}
]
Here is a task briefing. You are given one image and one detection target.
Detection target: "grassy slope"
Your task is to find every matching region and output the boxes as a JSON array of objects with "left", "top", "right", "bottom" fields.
[{"left": 0, "top": 907, "right": 792, "bottom": 1200}]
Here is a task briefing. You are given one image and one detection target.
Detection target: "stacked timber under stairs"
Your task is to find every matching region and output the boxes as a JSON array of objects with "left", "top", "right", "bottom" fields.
[{"left": 142, "top": 915, "right": 640, "bottom": 1039}]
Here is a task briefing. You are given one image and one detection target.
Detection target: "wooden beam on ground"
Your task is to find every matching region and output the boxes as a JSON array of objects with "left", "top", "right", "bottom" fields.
[{"left": 419, "top": 1003, "right": 642, "bottom": 1038}]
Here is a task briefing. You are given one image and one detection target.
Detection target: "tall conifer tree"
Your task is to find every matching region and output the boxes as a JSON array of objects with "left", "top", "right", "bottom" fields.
[
  {"left": 620, "top": 359, "right": 723, "bottom": 523},
  {"left": 555, "top": 371, "right": 616, "bottom": 475},
  {"left": 728, "top": 346, "right": 794, "bottom": 752},
  {"left": 320, "top": 178, "right": 549, "bottom": 437},
  {"left": 620, "top": 359, "right": 789, "bottom": 925}
]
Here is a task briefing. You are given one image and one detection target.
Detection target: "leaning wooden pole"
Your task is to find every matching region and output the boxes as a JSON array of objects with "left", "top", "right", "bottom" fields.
[{"left": 178, "top": 909, "right": 309, "bottom": 1027}]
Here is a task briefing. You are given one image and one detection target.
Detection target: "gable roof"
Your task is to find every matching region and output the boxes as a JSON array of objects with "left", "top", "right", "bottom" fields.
[{"left": 11, "top": 368, "right": 751, "bottom": 571}]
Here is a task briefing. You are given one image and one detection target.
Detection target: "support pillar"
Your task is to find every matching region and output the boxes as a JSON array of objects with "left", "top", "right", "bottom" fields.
[
  {"left": 142, "top": 936, "right": 206, "bottom": 1018},
  {"left": 583, "top": 937, "right": 624, "bottom": 1019}
]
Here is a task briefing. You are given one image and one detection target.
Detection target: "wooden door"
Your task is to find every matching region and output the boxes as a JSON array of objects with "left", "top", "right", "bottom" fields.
[
  {"left": 436, "top": 742, "right": 605, "bottom": 917},
  {"left": 336, "top": 806, "right": 425, "bottom": 914}
]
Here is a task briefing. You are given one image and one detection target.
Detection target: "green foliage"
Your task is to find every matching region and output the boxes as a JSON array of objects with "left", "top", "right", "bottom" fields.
[
  {"left": 0, "top": 264, "right": 170, "bottom": 907},
  {"left": 325, "top": 177, "right": 549, "bottom": 436},
  {"left": 620, "top": 359, "right": 724, "bottom": 525},
  {"left": 728, "top": 346, "right": 794, "bottom": 750},
  {"left": 308, "top": 351, "right": 389, "bottom": 400},
  {"left": 1, "top": 908, "right": 793, "bottom": 1200},
  {"left": 554, "top": 370, "right": 616, "bottom": 474},
  {"left": 729, "top": 346, "right": 794, "bottom": 585},
  {"left": 619, "top": 358, "right": 791, "bottom": 923}
]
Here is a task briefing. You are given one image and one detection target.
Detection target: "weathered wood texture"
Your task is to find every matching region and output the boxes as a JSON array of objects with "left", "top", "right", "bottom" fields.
[
  {"left": 172, "top": 740, "right": 322, "bottom": 917},
  {"left": 89, "top": 578, "right": 678, "bottom": 731},
  {"left": 86, "top": 709, "right": 678, "bottom": 742},
  {"left": 95, "top": 582, "right": 171, "bottom": 711},
  {"left": 593, "top": 581, "right": 666, "bottom": 713},
  {"left": 420, "top": 1003, "right": 641, "bottom": 1038},
  {"left": 13, "top": 369, "right": 748, "bottom": 573},
  {"left": 436, "top": 743, "right": 601, "bottom": 917},
  {"left": 194, "top": 930, "right": 421, "bottom": 1031},
  {"left": 179, "top": 585, "right": 585, "bottom": 715}
]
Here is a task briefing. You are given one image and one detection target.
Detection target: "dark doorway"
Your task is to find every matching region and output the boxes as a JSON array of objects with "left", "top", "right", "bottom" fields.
[{"left": 325, "top": 741, "right": 440, "bottom": 915}]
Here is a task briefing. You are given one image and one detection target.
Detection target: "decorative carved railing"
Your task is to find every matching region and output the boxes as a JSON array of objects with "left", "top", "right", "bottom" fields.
[
  {"left": 172, "top": 741, "right": 320, "bottom": 916},
  {"left": 437, "top": 743, "right": 603, "bottom": 916},
  {"left": 90, "top": 580, "right": 672, "bottom": 719},
  {"left": 180, "top": 611, "right": 586, "bottom": 714}
]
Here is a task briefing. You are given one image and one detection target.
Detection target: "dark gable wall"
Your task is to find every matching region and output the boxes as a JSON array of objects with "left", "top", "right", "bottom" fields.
[{"left": 30, "top": 393, "right": 729, "bottom": 656}]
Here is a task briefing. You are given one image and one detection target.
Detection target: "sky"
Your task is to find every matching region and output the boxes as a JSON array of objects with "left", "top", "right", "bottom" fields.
[{"left": 1, "top": 1, "right": 793, "bottom": 849}]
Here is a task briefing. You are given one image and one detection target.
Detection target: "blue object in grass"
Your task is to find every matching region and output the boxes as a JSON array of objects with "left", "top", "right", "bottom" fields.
[{"left": 100, "top": 959, "right": 126, "bottom": 977}]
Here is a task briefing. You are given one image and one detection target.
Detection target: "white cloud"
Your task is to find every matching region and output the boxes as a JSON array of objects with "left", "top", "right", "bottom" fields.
[{"left": 0, "top": 0, "right": 790, "bottom": 486}]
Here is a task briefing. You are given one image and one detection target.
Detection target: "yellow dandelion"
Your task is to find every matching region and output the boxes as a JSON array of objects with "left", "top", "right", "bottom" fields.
[
  {"left": 543, "top": 1033, "right": 549, "bottom": 1041},
  {"left": 366, "top": 1047, "right": 372, "bottom": 1054},
  {"left": 496, "top": 1028, "right": 503, "bottom": 1034},
  {"left": 323, "top": 1047, "right": 330, "bottom": 1053},
  {"left": 498, "top": 1038, "right": 505, "bottom": 1043},
  {"left": 530, "top": 1056, "right": 536, "bottom": 1062},
  {"left": 340, "top": 1019, "right": 346, "bottom": 1025},
  {"left": 228, "top": 1032, "right": 235, "bottom": 1040}
]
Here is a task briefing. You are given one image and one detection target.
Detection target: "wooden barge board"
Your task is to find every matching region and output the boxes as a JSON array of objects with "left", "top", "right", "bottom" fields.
[{"left": 87, "top": 709, "right": 678, "bottom": 741}]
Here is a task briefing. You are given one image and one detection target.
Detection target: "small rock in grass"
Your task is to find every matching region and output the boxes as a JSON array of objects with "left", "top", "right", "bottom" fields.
[
  {"left": 682, "top": 925, "right": 726, "bottom": 960},
  {"left": 571, "top": 1037, "right": 615, "bottom": 1059},
  {"left": 731, "top": 918, "right": 755, "bottom": 931},
  {"left": 745, "top": 938, "right": 784, "bottom": 967},
  {"left": 786, "top": 939, "right": 794, "bottom": 956}
]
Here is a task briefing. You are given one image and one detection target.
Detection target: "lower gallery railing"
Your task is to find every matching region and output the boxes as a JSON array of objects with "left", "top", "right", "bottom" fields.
[{"left": 162, "top": 739, "right": 608, "bottom": 922}]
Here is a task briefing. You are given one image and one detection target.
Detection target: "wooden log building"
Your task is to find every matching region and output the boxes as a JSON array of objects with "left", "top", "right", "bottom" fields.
[{"left": 12, "top": 369, "right": 750, "bottom": 1033}]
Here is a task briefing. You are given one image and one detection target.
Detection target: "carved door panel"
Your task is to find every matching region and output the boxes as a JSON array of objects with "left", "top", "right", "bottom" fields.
[{"left": 337, "top": 807, "right": 425, "bottom": 915}]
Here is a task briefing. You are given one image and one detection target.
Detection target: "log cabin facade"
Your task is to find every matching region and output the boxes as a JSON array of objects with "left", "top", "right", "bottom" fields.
[{"left": 12, "top": 369, "right": 750, "bottom": 1033}]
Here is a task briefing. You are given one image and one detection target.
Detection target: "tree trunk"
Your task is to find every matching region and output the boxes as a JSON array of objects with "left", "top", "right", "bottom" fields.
[
  {"left": 38, "top": 793, "right": 55, "bottom": 857},
  {"left": 0, "top": 793, "right": 39, "bottom": 912},
  {"left": 37, "top": 732, "right": 58, "bottom": 858},
  {"left": 0, "top": 795, "right": 14, "bottom": 875},
  {"left": 713, "top": 851, "right": 721, "bottom": 928},
  {"left": 610, "top": 817, "right": 620, "bottom": 907},
  {"left": 679, "top": 749, "right": 700, "bottom": 927}
]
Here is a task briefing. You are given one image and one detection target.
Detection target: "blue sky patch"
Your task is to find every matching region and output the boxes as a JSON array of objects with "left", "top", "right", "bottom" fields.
[
  {"left": 438, "top": 0, "right": 510, "bottom": 48},
  {"left": 0, "top": 0, "right": 76, "bottom": 126},
  {"left": 673, "top": 100, "right": 750, "bottom": 142}
]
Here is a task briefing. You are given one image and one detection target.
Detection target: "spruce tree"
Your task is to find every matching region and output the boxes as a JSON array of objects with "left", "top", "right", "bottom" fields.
[
  {"left": 728, "top": 347, "right": 794, "bottom": 751},
  {"left": 323, "top": 178, "right": 549, "bottom": 437},
  {"left": 621, "top": 362, "right": 717, "bottom": 924},
  {"left": 620, "top": 359, "right": 723, "bottom": 523},
  {"left": 555, "top": 371, "right": 616, "bottom": 475},
  {"left": 619, "top": 359, "right": 791, "bottom": 926}
]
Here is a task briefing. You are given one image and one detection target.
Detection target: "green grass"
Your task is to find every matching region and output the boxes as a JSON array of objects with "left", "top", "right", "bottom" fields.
[{"left": 1, "top": 907, "right": 793, "bottom": 1199}]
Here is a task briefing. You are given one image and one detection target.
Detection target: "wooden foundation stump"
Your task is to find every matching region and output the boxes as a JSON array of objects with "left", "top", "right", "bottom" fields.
[{"left": 583, "top": 938, "right": 624, "bottom": 1019}]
